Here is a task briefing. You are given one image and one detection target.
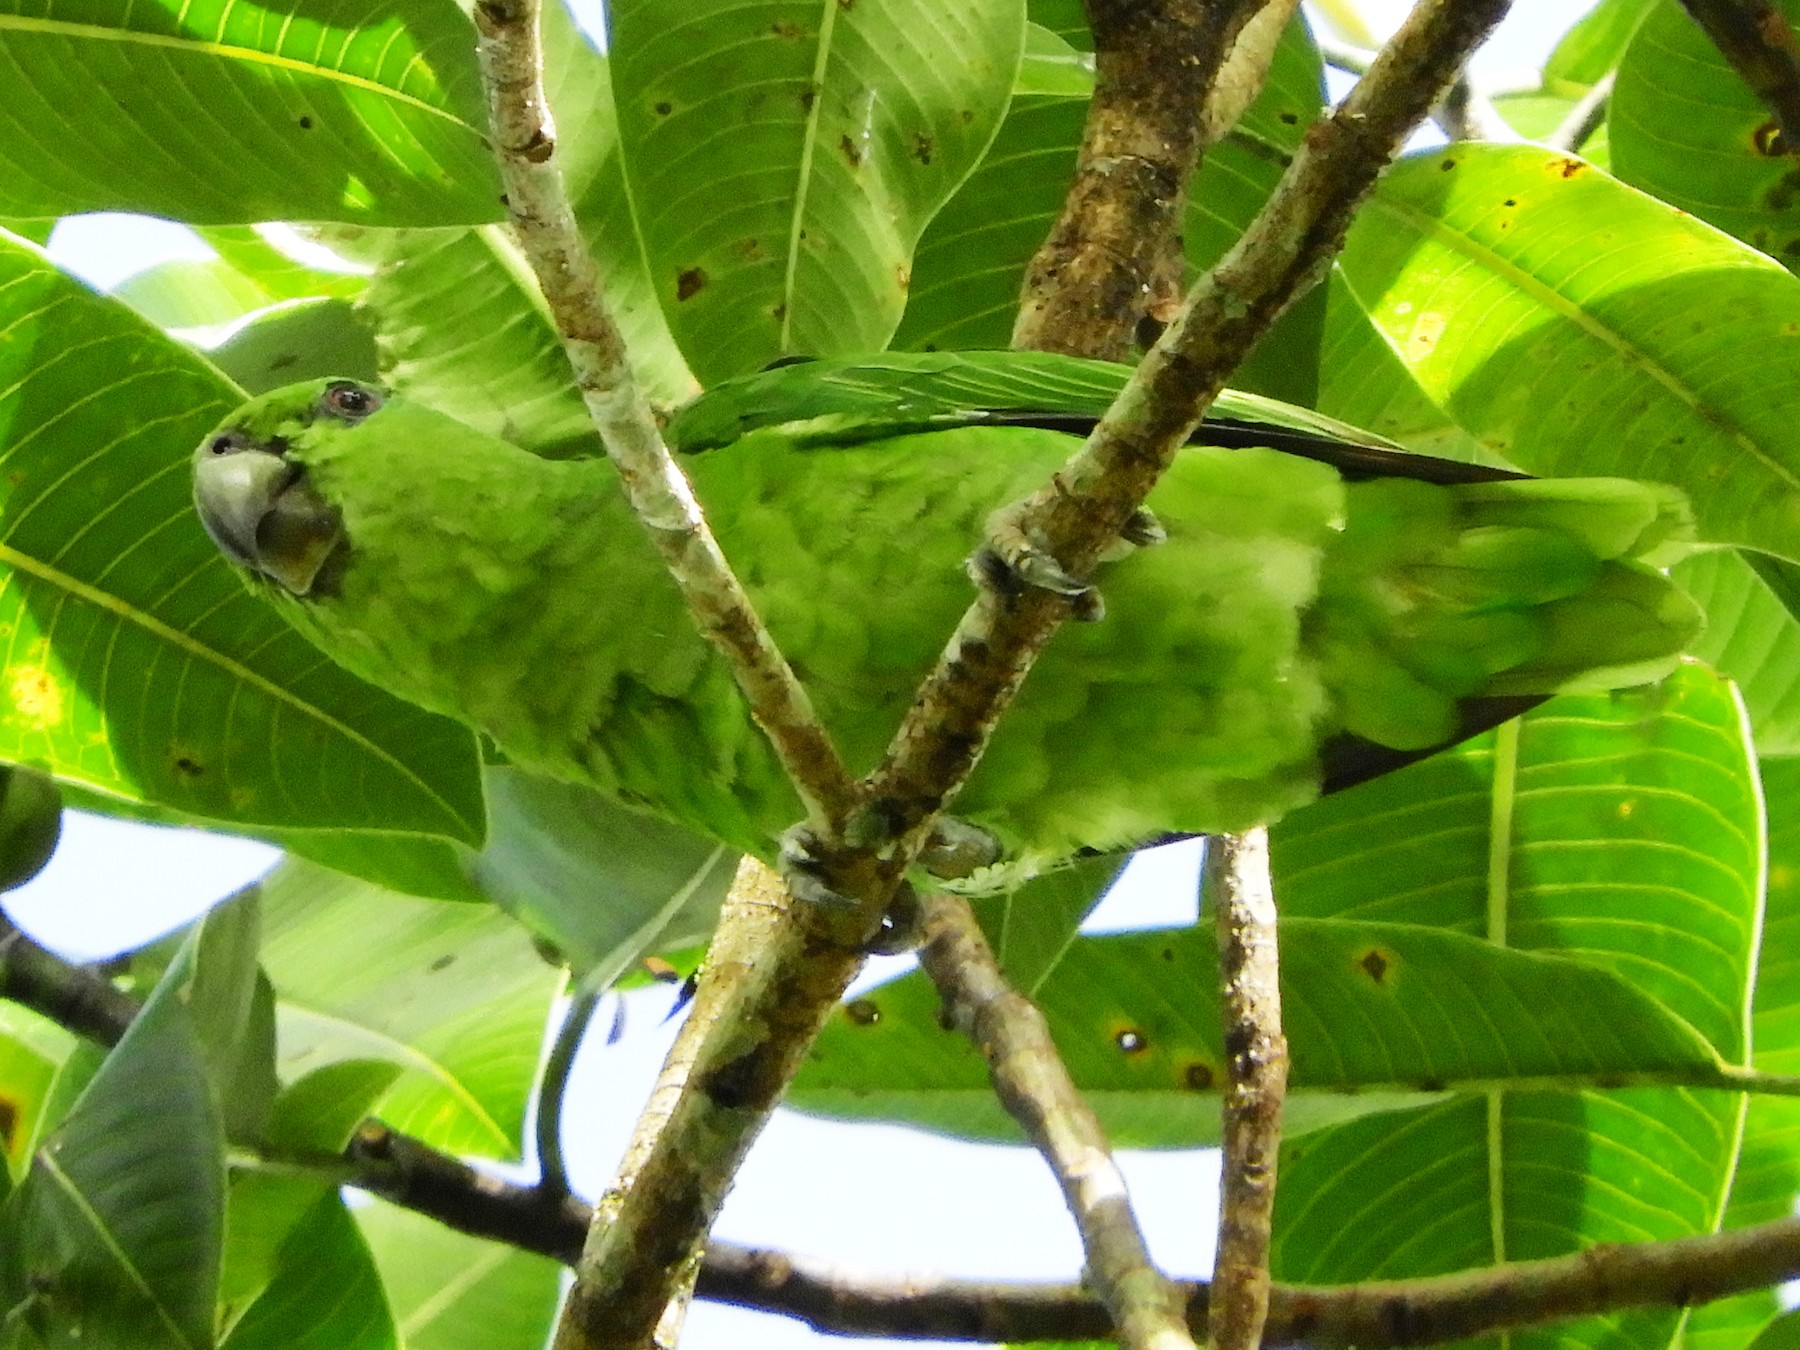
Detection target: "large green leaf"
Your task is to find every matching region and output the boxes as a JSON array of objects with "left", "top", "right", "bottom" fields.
[
  {"left": 0, "top": 231, "right": 483, "bottom": 842},
  {"left": 0, "top": 913, "right": 243, "bottom": 1348},
  {"left": 1612, "top": 0, "right": 1800, "bottom": 266},
  {"left": 1274, "top": 664, "right": 1762, "bottom": 1062},
  {"left": 0, "top": 1005, "right": 98, "bottom": 1182},
  {"left": 1336, "top": 143, "right": 1800, "bottom": 563},
  {"left": 1263, "top": 665, "right": 1763, "bottom": 1350},
  {"left": 794, "top": 917, "right": 1721, "bottom": 1147},
  {"left": 220, "top": 1191, "right": 395, "bottom": 1350},
  {"left": 357, "top": 1199, "right": 561, "bottom": 1350},
  {"left": 0, "top": 0, "right": 500, "bottom": 225},
  {"left": 258, "top": 861, "right": 561, "bottom": 1158},
  {"left": 608, "top": 0, "right": 1026, "bottom": 382}
]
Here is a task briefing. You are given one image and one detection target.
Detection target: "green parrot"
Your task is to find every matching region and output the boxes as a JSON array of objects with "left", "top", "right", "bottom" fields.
[{"left": 192, "top": 352, "right": 1701, "bottom": 881}]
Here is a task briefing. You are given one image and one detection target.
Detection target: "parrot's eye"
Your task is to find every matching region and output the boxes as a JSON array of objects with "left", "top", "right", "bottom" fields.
[
  {"left": 321, "top": 382, "right": 382, "bottom": 422},
  {"left": 208, "top": 433, "right": 244, "bottom": 456}
]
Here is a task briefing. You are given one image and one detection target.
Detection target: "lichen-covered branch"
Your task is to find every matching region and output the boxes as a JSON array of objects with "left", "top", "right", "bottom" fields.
[
  {"left": 471, "top": 0, "right": 857, "bottom": 832},
  {"left": 1012, "top": 0, "right": 1271, "bottom": 359},
  {"left": 1203, "top": 830, "right": 1286, "bottom": 1350},
  {"left": 1677, "top": 0, "right": 1800, "bottom": 156},
  {"left": 916, "top": 893, "right": 1194, "bottom": 1350}
]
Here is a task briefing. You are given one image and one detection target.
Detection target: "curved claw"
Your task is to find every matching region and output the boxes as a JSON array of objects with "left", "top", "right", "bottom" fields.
[
  {"left": 1122, "top": 506, "right": 1167, "bottom": 547},
  {"left": 920, "top": 817, "right": 1002, "bottom": 880}
]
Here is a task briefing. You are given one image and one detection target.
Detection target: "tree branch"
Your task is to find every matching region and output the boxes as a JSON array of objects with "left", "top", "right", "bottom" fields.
[
  {"left": 0, "top": 913, "right": 139, "bottom": 1047},
  {"left": 1546, "top": 71, "right": 1614, "bottom": 153},
  {"left": 1202, "top": 830, "right": 1286, "bottom": 1350},
  {"left": 916, "top": 892, "right": 1194, "bottom": 1350},
  {"left": 471, "top": 0, "right": 857, "bottom": 834},
  {"left": 1677, "top": 0, "right": 1800, "bottom": 157},
  {"left": 1012, "top": 0, "right": 1271, "bottom": 358}
]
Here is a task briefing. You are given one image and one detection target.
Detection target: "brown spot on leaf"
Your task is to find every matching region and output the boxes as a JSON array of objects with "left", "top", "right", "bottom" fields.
[
  {"left": 733, "top": 237, "right": 765, "bottom": 261},
  {"left": 654, "top": 100, "right": 673, "bottom": 116},
  {"left": 771, "top": 19, "right": 802, "bottom": 36},
  {"left": 173, "top": 755, "right": 204, "bottom": 779},
  {"left": 1183, "top": 1062, "right": 1215, "bottom": 1090},
  {"left": 840, "top": 134, "right": 862, "bottom": 167},
  {"left": 799, "top": 87, "right": 816, "bottom": 112},
  {"left": 1557, "top": 158, "right": 1584, "bottom": 178},
  {"left": 676, "top": 267, "right": 707, "bottom": 301},
  {"left": 894, "top": 265, "right": 910, "bottom": 291},
  {"left": 1756, "top": 120, "right": 1788, "bottom": 157},
  {"left": 429, "top": 953, "right": 455, "bottom": 973},
  {"left": 1418, "top": 1076, "right": 1446, "bottom": 1093},
  {"left": 913, "top": 133, "right": 934, "bottom": 165},
  {"left": 1440, "top": 158, "right": 1457, "bottom": 171},
  {"left": 0, "top": 1095, "right": 16, "bottom": 1153},
  {"left": 771, "top": 302, "right": 787, "bottom": 322},
  {"left": 844, "top": 998, "right": 881, "bottom": 1026},
  {"left": 298, "top": 115, "right": 313, "bottom": 130},
  {"left": 1359, "top": 948, "right": 1389, "bottom": 982},
  {"left": 1503, "top": 198, "right": 1516, "bottom": 207},
  {"left": 1278, "top": 110, "right": 1299, "bottom": 125}
]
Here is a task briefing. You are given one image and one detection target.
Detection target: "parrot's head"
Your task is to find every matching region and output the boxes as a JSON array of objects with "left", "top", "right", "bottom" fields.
[{"left": 192, "top": 378, "right": 386, "bottom": 596}]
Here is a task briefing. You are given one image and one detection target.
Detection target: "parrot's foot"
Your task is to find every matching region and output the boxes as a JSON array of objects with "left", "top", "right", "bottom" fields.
[
  {"left": 920, "top": 816, "right": 1002, "bottom": 880},
  {"left": 970, "top": 540, "right": 1105, "bottom": 622},
  {"left": 776, "top": 827, "right": 925, "bottom": 953},
  {"left": 1121, "top": 506, "right": 1167, "bottom": 548},
  {"left": 976, "top": 505, "right": 1166, "bottom": 623}
]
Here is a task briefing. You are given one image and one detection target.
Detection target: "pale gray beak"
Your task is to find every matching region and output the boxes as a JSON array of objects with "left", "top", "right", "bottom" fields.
[{"left": 193, "top": 443, "right": 343, "bottom": 596}]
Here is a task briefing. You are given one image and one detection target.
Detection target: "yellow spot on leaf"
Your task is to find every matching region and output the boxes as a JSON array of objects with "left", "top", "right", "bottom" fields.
[
  {"left": 1407, "top": 312, "right": 1446, "bottom": 362},
  {"left": 7, "top": 665, "right": 62, "bottom": 730}
]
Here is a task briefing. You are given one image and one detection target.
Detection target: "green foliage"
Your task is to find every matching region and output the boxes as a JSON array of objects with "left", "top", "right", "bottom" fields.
[{"left": 0, "top": 0, "right": 1798, "bottom": 1346}]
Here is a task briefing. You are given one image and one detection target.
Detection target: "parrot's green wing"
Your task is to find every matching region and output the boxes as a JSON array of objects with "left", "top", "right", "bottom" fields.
[{"left": 664, "top": 350, "right": 1521, "bottom": 486}]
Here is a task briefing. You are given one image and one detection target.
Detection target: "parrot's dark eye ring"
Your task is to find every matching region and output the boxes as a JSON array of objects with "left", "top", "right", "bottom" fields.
[
  {"left": 321, "top": 382, "right": 383, "bottom": 422},
  {"left": 208, "top": 434, "right": 242, "bottom": 455}
]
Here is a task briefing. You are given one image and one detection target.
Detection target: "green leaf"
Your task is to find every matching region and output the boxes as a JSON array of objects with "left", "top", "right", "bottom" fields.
[
  {"left": 0, "top": 0, "right": 501, "bottom": 225},
  {"left": 1262, "top": 665, "right": 1763, "bottom": 1350},
  {"left": 115, "top": 261, "right": 288, "bottom": 331},
  {"left": 275, "top": 765, "right": 736, "bottom": 979},
  {"left": 172, "top": 888, "right": 278, "bottom": 1146},
  {"left": 1337, "top": 143, "right": 1800, "bottom": 562},
  {"left": 1748, "top": 1310, "right": 1800, "bottom": 1350},
  {"left": 1273, "top": 664, "right": 1763, "bottom": 1063},
  {"left": 467, "top": 767, "right": 735, "bottom": 981},
  {"left": 259, "top": 860, "right": 561, "bottom": 1158},
  {"left": 357, "top": 1199, "right": 561, "bottom": 1350},
  {"left": 971, "top": 854, "right": 1127, "bottom": 996},
  {"left": 1271, "top": 1087, "right": 1741, "bottom": 1350},
  {"left": 0, "top": 232, "right": 484, "bottom": 842},
  {"left": 0, "top": 923, "right": 230, "bottom": 1349},
  {"left": 795, "top": 916, "right": 1720, "bottom": 1147},
  {"left": 608, "top": 0, "right": 1027, "bottom": 381},
  {"left": 1675, "top": 551, "right": 1800, "bottom": 755},
  {"left": 0, "top": 1006, "right": 98, "bottom": 1182},
  {"left": 1544, "top": 0, "right": 1658, "bottom": 87},
  {"left": 1015, "top": 22, "right": 1094, "bottom": 97},
  {"left": 1612, "top": 0, "right": 1800, "bottom": 267},
  {"left": 219, "top": 1191, "right": 395, "bottom": 1350},
  {"left": 205, "top": 298, "right": 382, "bottom": 396}
]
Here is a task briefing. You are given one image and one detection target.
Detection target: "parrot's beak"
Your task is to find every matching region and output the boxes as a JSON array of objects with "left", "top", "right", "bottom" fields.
[{"left": 193, "top": 443, "right": 343, "bottom": 597}]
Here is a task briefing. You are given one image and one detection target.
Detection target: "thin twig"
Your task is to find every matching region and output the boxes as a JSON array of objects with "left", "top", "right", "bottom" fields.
[
  {"left": 1677, "top": 0, "right": 1800, "bottom": 156},
  {"left": 1203, "top": 831, "right": 1286, "bottom": 1350},
  {"left": 1546, "top": 71, "right": 1614, "bottom": 152},
  {"left": 471, "top": 0, "right": 857, "bottom": 835},
  {"left": 0, "top": 914, "right": 138, "bottom": 1047},
  {"left": 916, "top": 893, "right": 1195, "bottom": 1350},
  {"left": 535, "top": 985, "right": 601, "bottom": 1202},
  {"left": 1315, "top": 35, "right": 1514, "bottom": 141}
]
